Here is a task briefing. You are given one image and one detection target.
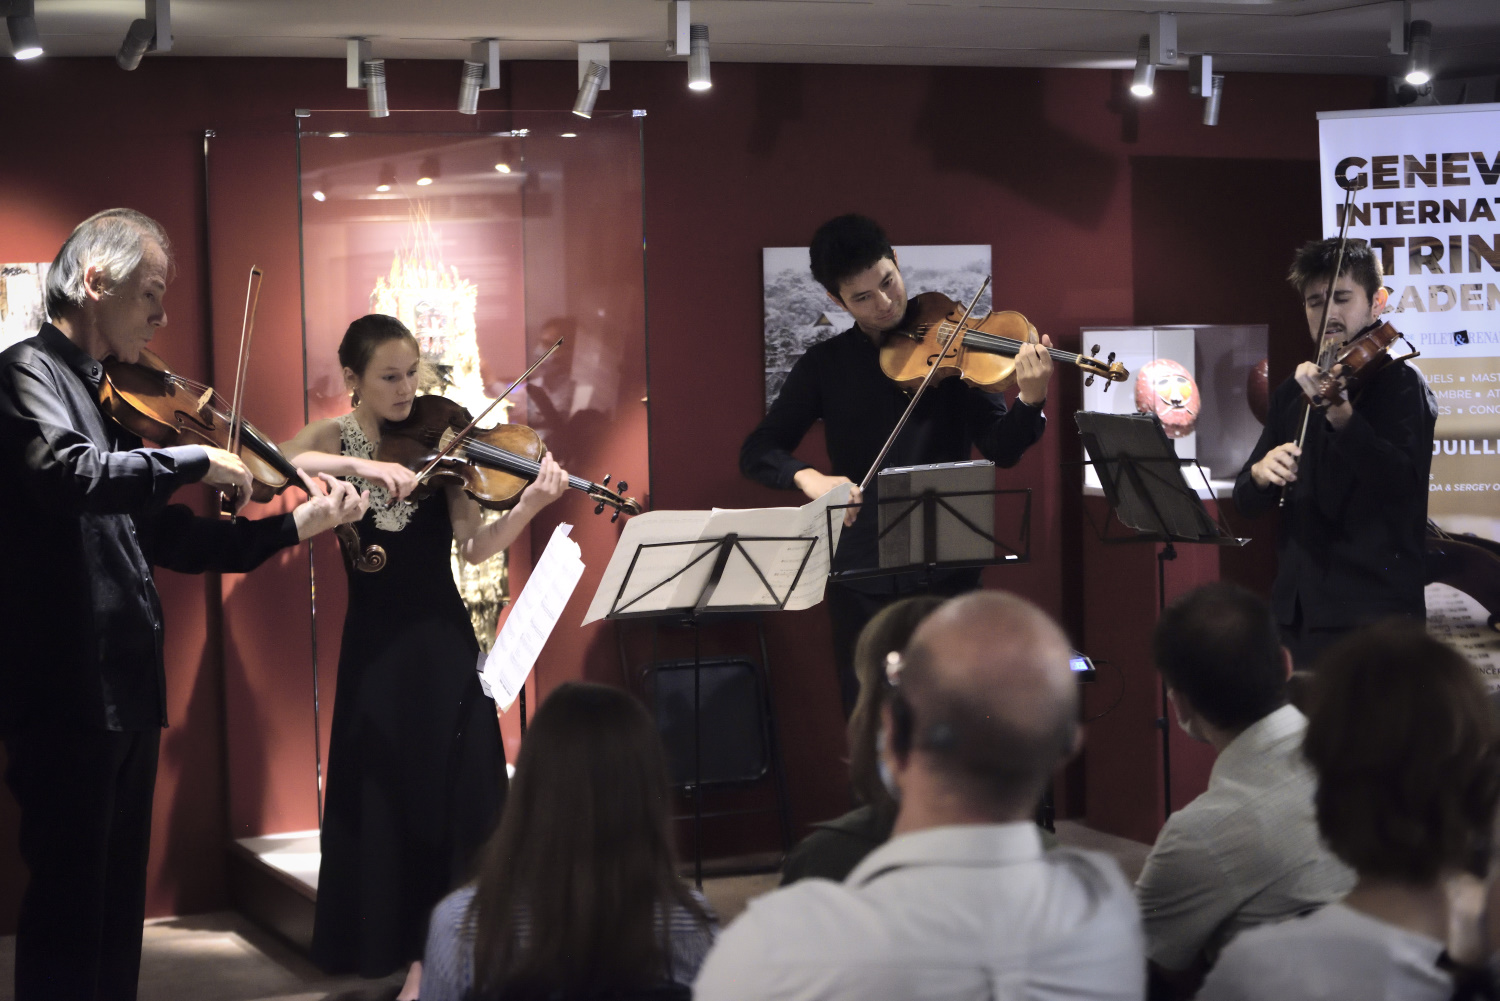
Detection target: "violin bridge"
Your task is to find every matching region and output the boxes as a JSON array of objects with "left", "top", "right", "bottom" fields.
[{"left": 195, "top": 386, "right": 214, "bottom": 412}]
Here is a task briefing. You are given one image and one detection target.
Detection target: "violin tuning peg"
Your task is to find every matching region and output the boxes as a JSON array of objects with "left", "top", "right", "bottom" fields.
[
  {"left": 1085, "top": 375, "right": 1095, "bottom": 387},
  {"left": 595, "top": 502, "right": 606, "bottom": 516},
  {"left": 616, "top": 481, "right": 627, "bottom": 493},
  {"left": 1091, "top": 344, "right": 1100, "bottom": 355},
  {"left": 1103, "top": 381, "right": 1112, "bottom": 393},
  {"left": 1107, "top": 351, "right": 1116, "bottom": 363},
  {"left": 612, "top": 509, "right": 622, "bottom": 524},
  {"left": 600, "top": 473, "right": 610, "bottom": 486}
]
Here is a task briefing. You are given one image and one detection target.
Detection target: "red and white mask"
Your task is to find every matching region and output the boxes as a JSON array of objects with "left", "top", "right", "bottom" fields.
[{"left": 1135, "top": 358, "right": 1200, "bottom": 439}]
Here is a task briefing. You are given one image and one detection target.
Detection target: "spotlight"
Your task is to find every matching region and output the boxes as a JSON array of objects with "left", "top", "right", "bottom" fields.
[
  {"left": 573, "top": 61, "right": 607, "bottom": 119},
  {"left": 1203, "top": 74, "right": 1224, "bottom": 126},
  {"left": 458, "top": 38, "right": 499, "bottom": 114},
  {"left": 327, "top": 131, "right": 349, "bottom": 139},
  {"left": 312, "top": 190, "right": 327, "bottom": 202},
  {"left": 347, "top": 39, "right": 388, "bottom": 118},
  {"left": 494, "top": 162, "right": 511, "bottom": 173},
  {"left": 416, "top": 156, "right": 439, "bottom": 186},
  {"left": 6, "top": 0, "right": 42, "bottom": 60},
  {"left": 375, "top": 164, "right": 395, "bottom": 193},
  {"left": 688, "top": 24, "right": 711, "bottom": 91},
  {"left": 1405, "top": 20, "right": 1432, "bottom": 86},
  {"left": 1130, "top": 35, "right": 1155, "bottom": 98},
  {"left": 365, "top": 60, "right": 389, "bottom": 118},
  {"left": 560, "top": 132, "right": 578, "bottom": 138},
  {"left": 115, "top": 0, "right": 170, "bottom": 71}
]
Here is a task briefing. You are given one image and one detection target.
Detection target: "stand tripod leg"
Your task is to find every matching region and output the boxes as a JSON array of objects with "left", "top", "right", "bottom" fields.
[{"left": 692, "top": 620, "right": 704, "bottom": 889}]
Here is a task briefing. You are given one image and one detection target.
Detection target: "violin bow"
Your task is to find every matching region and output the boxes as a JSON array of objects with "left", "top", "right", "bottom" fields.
[
  {"left": 858, "top": 277, "right": 991, "bottom": 494},
  {"left": 1279, "top": 180, "right": 1363, "bottom": 509},
  {"left": 413, "top": 336, "right": 564, "bottom": 481},
  {"left": 227, "top": 266, "right": 264, "bottom": 460}
]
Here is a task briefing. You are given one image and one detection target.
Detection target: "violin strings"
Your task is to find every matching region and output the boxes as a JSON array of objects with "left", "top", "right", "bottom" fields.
[
  {"left": 444, "top": 436, "right": 598, "bottom": 495},
  {"left": 926, "top": 322, "right": 1078, "bottom": 364}
]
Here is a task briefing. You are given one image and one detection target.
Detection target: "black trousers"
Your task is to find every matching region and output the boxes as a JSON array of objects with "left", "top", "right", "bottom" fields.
[
  {"left": 826, "top": 570, "right": 981, "bottom": 717},
  {"left": 4, "top": 726, "right": 160, "bottom": 1001}
]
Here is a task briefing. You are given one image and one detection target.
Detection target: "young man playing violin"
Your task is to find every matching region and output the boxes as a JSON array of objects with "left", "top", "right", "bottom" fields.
[
  {"left": 1234, "top": 238, "right": 1435, "bottom": 668},
  {"left": 0, "top": 209, "right": 368, "bottom": 1001},
  {"left": 740, "top": 214, "right": 1054, "bottom": 715}
]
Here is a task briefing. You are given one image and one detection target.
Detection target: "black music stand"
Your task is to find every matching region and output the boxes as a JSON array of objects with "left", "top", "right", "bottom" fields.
[
  {"left": 826, "top": 461, "right": 1032, "bottom": 585},
  {"left": 603, "top": 532, "right": 818, "bottom": 886},
  {"left": 1075, "top": 411, "right": 1248, "bottom": 820}
]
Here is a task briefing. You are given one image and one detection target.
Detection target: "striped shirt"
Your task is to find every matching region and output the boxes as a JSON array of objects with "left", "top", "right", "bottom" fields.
[{"left": 420, "top": 884, "right": 718, "bottom": 1001}]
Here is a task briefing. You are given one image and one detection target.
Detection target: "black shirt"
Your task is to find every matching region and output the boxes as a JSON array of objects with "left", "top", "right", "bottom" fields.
[
  {"left": 0, "top": 324, "right": 301, "bottom": 734},
  {"left": 1233, "top": 359, "right": 1436, "bottom": 629},
  {"left": 739, "top": 321, "right": 1046, "bottom": 579}
]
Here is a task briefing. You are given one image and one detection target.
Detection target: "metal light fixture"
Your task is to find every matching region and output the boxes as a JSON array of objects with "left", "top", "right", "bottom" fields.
[
  {"left": 1203, "top": 74, "right": 1224, "bottom": 126},
  {"left": 365, "top": 60, "right": 389, "bottom": 117},
  {"left": 458, "top": 38, "right": 499, "bottom": 114},
  {"left": 376, "top": 164, "right": 396, "bottom": 193},
  {"left": 1405, "top": 20, "right": 1432, "bottom": 86},
  {"left": 116, "top": 0, "right": 170, "bottom": 71},
  {"left": 6, "top": 0, "right": 42, "bottom": 60},
  {"left": 347, "top": 39, "right": 388, "bottom": 118},
  {"left": 688, "top": 24, "right": 711, "bottom": 91},
  {"left": 1130, "top": 35, "right": 1154, "bottom": 98},
  {"left": 573, "top": 61, "right": 607, "bottom": 118}
]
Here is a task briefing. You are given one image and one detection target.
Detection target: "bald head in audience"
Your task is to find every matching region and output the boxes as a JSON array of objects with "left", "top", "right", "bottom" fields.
[{"left": 885, "top": 591, "right": 1079, "bottom": 832}]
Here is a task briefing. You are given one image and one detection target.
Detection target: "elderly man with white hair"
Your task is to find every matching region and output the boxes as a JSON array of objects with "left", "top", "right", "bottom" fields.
[
  {"left": 695, "top": 590, "right": 1146, "bottom": 1001},
  {"left": 0, "top": 208, "right": 367, "bottom": 1001}
]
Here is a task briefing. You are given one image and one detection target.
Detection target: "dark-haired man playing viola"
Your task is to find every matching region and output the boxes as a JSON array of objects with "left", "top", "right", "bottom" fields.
[
  {"left": 740, "top": 215, "right": 1053, "bottom": 715},
  {"left": 1234, "top": 238, "right": 1435, "bottom": 667}
]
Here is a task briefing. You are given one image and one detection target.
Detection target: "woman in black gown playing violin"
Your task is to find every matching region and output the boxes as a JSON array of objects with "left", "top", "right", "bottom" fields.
[{"left": 281, "top": 314, "right": 568, "bottom": 1000}]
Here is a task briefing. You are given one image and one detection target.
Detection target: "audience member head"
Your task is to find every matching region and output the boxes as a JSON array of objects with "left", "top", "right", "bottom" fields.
[
  {"left": 848, "top": 595, "right": 946, "bottom": 811},
  {"left": 1153, "top": 583, "right": 1289, "bottom": 742},
  {"left": 1304, "top": 621, "right": 1500, "bottom": 884},
  {"left": 809, "top": 214, "right": 894, "bottom": 299},
  {"left": 468, "top": 682, "right": 707, "bottom": 999},
  {"left": 884, "top": 591, "right": 1078, "bottom": 825}
]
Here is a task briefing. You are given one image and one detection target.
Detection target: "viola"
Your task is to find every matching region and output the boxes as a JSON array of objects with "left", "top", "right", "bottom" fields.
[
  {"left": 376, "top": 394, "right": 643, "bottom": 520},
  {"left": 880, "top": 292, "right": 1130, "bottom": 393},
  {"left": 98, "top": 347, "right": 387, "bottom": 572}
]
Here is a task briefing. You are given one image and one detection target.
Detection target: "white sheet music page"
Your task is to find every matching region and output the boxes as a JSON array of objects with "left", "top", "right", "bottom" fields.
[
  {"left": 481, "top": 522, "right": 586, "bottom": 712},
  {"left": 581, "top": 483, "right": 850, "bottom": 624}
]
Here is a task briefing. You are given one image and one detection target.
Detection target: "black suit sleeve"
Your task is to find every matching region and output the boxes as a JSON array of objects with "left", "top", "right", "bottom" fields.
[
  {"left": 1311, "top": 363, "right": 1434, "bottom": 519},
  {"left": 739, "top": 351, "right": 822, "bottom": 491},
  {"left": 135, "top": 504, "right": 301, "bottom": 575},
  {"left": 1233, "top": 380, "right": 1297, "bottom": 519},
  {"left": 966, "top": 390, "right": 1046, "bottom": 469},
  {"left": 0, "top": 360, "right": 209, "bottom": 514}
]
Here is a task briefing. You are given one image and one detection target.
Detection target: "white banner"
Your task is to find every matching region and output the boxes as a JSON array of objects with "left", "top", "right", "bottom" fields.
[{"left": 1319, "top": 104, "right": 1500, "bottom": 540}]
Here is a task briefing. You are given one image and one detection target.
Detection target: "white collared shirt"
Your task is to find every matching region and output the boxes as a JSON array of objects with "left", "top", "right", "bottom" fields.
[
  {"left": 694, "top": 822, "right": 1145, "bottom": 1001},
  {"left": 1135, "top": 704, "right": 1356, "bottom": 970}
]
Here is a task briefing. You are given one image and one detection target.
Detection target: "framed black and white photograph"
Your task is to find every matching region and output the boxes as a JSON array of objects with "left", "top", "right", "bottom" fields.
[
  {"left": 761, "top": 245, "right": 991, "bottom": 408},
  {"left": 1, "top": 263, "right": 49, "bottom": 353}
]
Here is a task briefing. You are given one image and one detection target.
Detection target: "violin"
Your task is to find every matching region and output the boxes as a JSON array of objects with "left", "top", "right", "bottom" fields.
[
  {"left": 880, "top": 291, "right": 1130, "bottom": 392},
  {"left": 1310, "top": 318, "right": 1410, "bottom": 407},
  {"left": 98, "top": 347, "right": 387, "bottom": 572},
  {"left": 376, "top": 394, "right": 643, "bottom": 520}
]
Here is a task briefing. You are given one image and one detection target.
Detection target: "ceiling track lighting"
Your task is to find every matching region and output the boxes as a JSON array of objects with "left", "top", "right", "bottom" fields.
[
  {"left": 4, "top": 0, "right": 42, "bottom": 60},
  {"left": 574, "top": 61, "right": 607, "bottom": 118},
  {"left": 688, "top": 24, "right": 711, "bottom": 91},
  {"left": 458, "top": 38, "right": 499, "bottom": 115},
  {"left": 1130, "top": 36, "right": 1154, "bottom": 98},
  {"left": 1405, "top": 20, "right": 1432, "bottom": 86},
  {"left": 1203, "top": 75, "right": 1224, "bottom": 126},
  {"left": 347, "top": 38, "right": 388, "bottom": 118},
  {"left": 573, "top": 42, "right": 610, "bottom": 119},
  {"left": 416, "top": 156, "right": 439, "bottom": 187},
  {"left": 116, "top": 0, "right": 170, "bottom": 71},
  {"left": 376, "top": 164, "right": 396, "bottom": 193}
]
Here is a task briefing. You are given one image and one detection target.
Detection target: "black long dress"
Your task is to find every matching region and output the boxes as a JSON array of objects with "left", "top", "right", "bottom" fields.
[{"left": 311, "top": 415, "right": 507, "bottom": 977}]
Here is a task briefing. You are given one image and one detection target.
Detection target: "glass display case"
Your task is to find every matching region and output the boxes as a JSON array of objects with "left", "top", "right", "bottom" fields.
[{"left": 1080, "top": 325, "right": 1269, "bottom": 497}]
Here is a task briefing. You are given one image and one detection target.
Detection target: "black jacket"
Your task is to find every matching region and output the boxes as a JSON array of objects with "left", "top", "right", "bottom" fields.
[
  {"left": 0, "top": 324, "right": 300, "bottom": 734},
  {"left": 1233, "top": 359, "right": 1436, "bottom": 628},
  {"left": 740, "top": 322, "right": 1046, "bottom": 577}
]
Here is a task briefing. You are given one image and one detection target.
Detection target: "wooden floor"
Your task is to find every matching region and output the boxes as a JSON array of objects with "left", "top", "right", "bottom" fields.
[{"left": 0, "top": 821, "right": 1148, "bottom": 1001}]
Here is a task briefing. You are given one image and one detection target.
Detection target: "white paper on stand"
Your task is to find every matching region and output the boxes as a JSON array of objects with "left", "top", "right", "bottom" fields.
[
  {"left": 582, "top": 483, "right": 851, "bottom": 625},
  {"left": 480, "top": 523, "right": 586, "bottom": 712}
]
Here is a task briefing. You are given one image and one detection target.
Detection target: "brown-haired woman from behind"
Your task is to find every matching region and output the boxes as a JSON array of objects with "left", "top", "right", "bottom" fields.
[
  {"left": 421, "top": 682, "right": 717, "bottom": 1001},
  {"left": 1198, "top": 619, "right": 1500, "bottom": 1001}
]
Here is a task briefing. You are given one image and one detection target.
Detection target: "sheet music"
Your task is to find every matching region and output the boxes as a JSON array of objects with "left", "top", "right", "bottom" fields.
[
  {"left": 1426, "top": 583, "right": 1500, "bottom": 688},
  {"left": 480, "top": 523, "right": 586, "bottom": 711},
  {"left": 582, "top": 483, "right": 850, "bottom": 624}
]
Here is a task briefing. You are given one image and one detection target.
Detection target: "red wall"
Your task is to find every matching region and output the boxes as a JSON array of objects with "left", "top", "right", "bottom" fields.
[{"left": 0, "top": 54, "right": 1380, "bottom": 929}]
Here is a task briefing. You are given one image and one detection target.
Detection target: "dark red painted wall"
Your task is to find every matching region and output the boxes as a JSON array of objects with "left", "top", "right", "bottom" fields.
[{"left": 0, "top": 54, "right": 1381, "bottom": 930}]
